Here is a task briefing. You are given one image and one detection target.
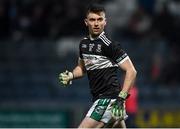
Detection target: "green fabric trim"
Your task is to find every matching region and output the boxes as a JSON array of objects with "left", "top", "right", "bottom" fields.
[{"left": 90, "top": 99, "right": 110, "bottom": 121}]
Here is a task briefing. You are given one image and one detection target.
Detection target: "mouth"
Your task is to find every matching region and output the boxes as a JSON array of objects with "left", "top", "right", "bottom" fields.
[{"left": 93, "top": 28, "right": 100, "bottom": 32}]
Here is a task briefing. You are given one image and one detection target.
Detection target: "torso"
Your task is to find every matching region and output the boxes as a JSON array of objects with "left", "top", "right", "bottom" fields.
[{"left": 79, "top": 32, "right": 128, "bottom": 101}]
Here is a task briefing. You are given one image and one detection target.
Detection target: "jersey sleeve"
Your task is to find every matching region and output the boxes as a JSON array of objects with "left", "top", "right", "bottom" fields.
[
  {"left": 79, "top": 41, "right": 83, "bottom": 59},
  {"left": 104, "top": 42, "right": 128, "bottom": 64}
]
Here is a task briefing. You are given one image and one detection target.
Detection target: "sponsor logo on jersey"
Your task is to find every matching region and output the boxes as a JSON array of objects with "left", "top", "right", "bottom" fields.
[{"left": 82, "top": 44, "right": 87, "bottom": 48}]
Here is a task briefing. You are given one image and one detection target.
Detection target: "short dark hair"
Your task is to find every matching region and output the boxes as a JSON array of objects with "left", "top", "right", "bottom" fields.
[{"left": 86, "top": 4, "right": 105, "bottom": 16}]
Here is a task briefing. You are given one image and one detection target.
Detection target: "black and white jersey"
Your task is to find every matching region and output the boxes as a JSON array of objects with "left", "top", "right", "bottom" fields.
[{"left": 79, "top": 32, "right": 129, "bottom": 101}]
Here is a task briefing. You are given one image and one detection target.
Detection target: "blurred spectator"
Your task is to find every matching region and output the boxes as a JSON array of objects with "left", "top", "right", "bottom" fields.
[
  {"left": 121, "top": 8, "right": 152, "bottom": 40},
  {"left": 30, "top": 4, "right": 48, "bottom": 38},
  {"left": 152, "top": 3, "right": 175, "bottom": 43},
  {"left": 0, "top": 0, "right": 97, "bottom": 39},
  {"left": 137, "top": 0, "right": 156, "bottom": 15},
  {"left": 152, "top": 1, "right": 180, "bottom": 85}
]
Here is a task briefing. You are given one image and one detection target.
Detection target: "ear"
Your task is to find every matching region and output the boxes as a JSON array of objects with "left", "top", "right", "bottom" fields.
[
  {"left": 84, "top": 19, "right": 88, "bottom": 26},
  {"left": 104, "top": 18, "right": 107, "bottom": 26}
]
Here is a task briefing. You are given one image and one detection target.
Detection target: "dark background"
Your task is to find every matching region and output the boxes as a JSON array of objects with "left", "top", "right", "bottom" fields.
[{"left": 0, "top": 0, "right": 180, "bottom": 127}]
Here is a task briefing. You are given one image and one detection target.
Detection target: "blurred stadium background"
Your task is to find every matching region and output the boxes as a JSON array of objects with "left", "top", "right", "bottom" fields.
[{"left": 0, "top": 0, "right": 180, "bottom": 127}]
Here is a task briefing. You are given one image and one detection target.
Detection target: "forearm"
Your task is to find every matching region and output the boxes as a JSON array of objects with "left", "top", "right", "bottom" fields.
[
  {"left": 121, "top": 69, "right": 137, "bottom": 93},
  {"left": 72, "top": 66, "right": 85, "bottom": 79},
  {"left": 59, "top": 58, "right": 85, "bottom": 86}
]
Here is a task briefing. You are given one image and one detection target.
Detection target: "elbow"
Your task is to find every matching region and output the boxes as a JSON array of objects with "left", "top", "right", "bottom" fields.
[
  {"left": 133, "top": 68, "right": 137, "bottom": 77},
  {"left": 133, "top": 68, "right": 137, "bottom": 78},
  {"left": 128, "top": 68, "right": 137, "bottom": 79}
]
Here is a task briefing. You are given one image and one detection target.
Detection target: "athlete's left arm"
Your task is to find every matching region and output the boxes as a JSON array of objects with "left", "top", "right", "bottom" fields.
[
  {"left": 118, "top": 57, "right": 137, "bottom": 93},
  {"left": 104, "top": 42, "right": 137, "bottom": 95},
  {"left": 110, "top": 57, "right": 137, "bottom": 119}
]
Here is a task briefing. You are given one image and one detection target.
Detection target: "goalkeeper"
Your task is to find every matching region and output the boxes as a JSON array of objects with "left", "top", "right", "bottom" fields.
[{"left": 59, "top": 3, "right": 137, "bottom": 128}]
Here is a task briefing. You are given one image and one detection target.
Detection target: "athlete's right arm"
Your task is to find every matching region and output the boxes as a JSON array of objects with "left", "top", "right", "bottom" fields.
[
  {"left": 59, "top": 58, "right": 86, "bottom": 86},
  {"left": 72, "top": 58, "right": 86, "bottom": 79}
]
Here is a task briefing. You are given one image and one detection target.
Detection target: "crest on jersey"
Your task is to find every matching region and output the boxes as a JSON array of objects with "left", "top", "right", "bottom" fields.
[
  {"left": 96, "top": 44, "right": 102, "bottom": 53},
  {"left": 89, "top": 43, "right": 95, "bottom": 52}
]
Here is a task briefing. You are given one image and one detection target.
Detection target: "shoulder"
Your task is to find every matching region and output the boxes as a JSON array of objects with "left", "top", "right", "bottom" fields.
[
  {"left": 98, "top": 33, "right": 122, "bottom": 48},
  {"left": 99, "top": 37, "right": 122, "bottom": 50},
  {"left": 99, "top": 33, "right": 112, "bottom": 46},
  {"left": 79, "top": 37, "right": 89, "bottom": 45}
]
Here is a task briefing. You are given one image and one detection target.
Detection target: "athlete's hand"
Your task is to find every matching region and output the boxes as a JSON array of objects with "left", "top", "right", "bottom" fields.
[
  {"left": 110, "top": 91, "right": 129, "bottom": 120},
  {"left": 59, "top": 70, "right": 74, "bottom": 86}
]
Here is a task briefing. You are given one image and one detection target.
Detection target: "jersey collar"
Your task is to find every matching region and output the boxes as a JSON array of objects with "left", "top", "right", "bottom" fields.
[{"left": 89, "top": 31, "right": 105, "bottom": 41}]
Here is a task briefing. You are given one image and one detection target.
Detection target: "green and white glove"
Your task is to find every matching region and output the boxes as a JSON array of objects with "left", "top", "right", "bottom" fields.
[
  {"left": 59, "top": 70, "right": 74, "bottom": 86},
  {"left": 111, "top": 91, "right": 129, "bottom": 120}
]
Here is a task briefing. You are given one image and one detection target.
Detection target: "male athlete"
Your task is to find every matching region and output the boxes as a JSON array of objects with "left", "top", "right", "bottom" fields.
[{"left": 59, "top": 4, "right": 137, "bottom": 128}]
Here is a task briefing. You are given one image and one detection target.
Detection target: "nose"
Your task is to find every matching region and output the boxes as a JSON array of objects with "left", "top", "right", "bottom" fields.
[{"left": 94, "top": 20, "right": 98, "bottom": 26}]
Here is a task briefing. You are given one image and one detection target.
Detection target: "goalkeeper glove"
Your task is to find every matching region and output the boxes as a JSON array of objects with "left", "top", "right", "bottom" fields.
[
  {"left": 59, "top": 70, "right": 74, "bottom": 86},
  {"left": 111, "top": 91, "right": 130, "bottom": 120}
]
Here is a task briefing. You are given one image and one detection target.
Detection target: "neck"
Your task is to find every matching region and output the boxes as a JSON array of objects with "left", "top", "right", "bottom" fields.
[
  {"left": 89, "top": 34, "right": 99, "bottom": 40},
  {"left": 89, "top": 31, "right": 105, "bottom": 40}
]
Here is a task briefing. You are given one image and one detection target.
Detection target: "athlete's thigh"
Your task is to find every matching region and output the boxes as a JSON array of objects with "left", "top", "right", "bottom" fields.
[
  {"left": 78, "top": 99, "right": 111, "bottom": 128},
  {"left": 78, "top": 117, "right": 104, "bottom": 128}
]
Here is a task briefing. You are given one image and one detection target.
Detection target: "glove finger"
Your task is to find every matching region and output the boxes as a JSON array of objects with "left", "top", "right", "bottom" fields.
[
  {"left": 63, "top": 81, "right": 68, "bottom": 85},
  {"left": 59, "top": 74, "right": 62, "bottom": 78},
  {"left": 60, "top": 80, "right": 64, "bottom": 84},
  {"left": 115, "top": 108, "right": 119, "bottom": 117},
  {"left": 60, "top": 74, "right": 68, "bottom": 78},
  {"left": 59, "top": 75, "right": 69, "bottom": 81},
  {"left": 59, "top": 74, "right": 65, "bottom": 79},
  {"left": 63, "top": 77, "right": 68, "bottom": 81},
  {"left": 60, "top": 73, "right": 65, "bottom": 76},
  {"left": 111, "top": 107, "right": 114, "bottom": 115},
  {"left": 59, "top": 77, "right": 62, "bottom": 81},
  {"left": 117, "top": 107, "right": 121, "bottom": 117},
  {"left": 111, "top": 106, "right": 116, "bottom": 116},
  {"left": 59, "top": 75, "right": 64, "bottom": 80},
  {"left": 120, "top": 109, "right": 124, "bottom": 119},
  {"left": 112, "top": 108, "right": 120, "bottom": 120},
  {"left": 115, "top": 105, "right": 119, "bottom": 117},
  {"left": 59, "top": 76, "right": 66, "bottom": 82},
  {"left": 112, "top": 110, "right": 116, "bottom": 119},
  {"left": 60, "top": 80, "right": 67, "bottom": 85},
  {"left": 119, "top": 109, "right": 122, "bottom": 117}
]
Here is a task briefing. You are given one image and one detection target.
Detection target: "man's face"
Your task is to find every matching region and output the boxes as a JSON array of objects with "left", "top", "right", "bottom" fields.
[{"left": 85, "top": 12, "right": 106, "bottom": 37}]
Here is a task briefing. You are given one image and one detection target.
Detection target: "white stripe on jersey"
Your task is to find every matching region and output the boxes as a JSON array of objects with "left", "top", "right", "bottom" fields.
[
  {"left": 118, "top": 56, "right": 130, "bottom": 65},
  {"left": 82, "top": 54, "right": 118, "bottom": 70},
  {"left": 99, "top": 37, "right": 110, "bottom": 46},
  {"left": 101, "top": 35, "right": 112, "bottom": 44},
  {"left": 99, "top": 34, "right": 111, "bottom": 46}
]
